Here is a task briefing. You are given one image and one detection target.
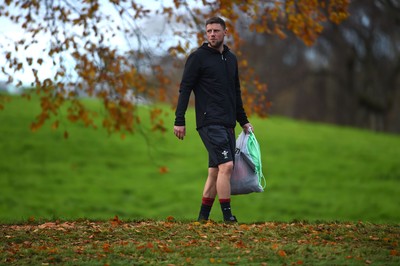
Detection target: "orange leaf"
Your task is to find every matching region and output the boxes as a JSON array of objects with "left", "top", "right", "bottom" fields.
[
  {"left": 166, "top": 216, "right": 175, "bottom": 222},
  {"left": 48, "top": 248, "right": 58, "bottom": 254},
  {"left": 235, "top": 240, "right": 246, "bottom": 249},
  {"left": 239, "top": 224, "right": 250, "bottom": 230},
  {"left": 110, "top": 215, "right": 123, "bottom": 227},
  {"left": 390, "top": 250, "right": 399, "bottom": 256},
  {"left": 278, "top": 250, "right": 287, "bottom": 257},
  {"left": 159, "top": 166, "right": 169, "bottom": 174},
  {"left": 51, "top": 120, "right": 59, "bottom": 130},
  {"left": 102, "top": 243, "right": 111, "bottom": 253}
]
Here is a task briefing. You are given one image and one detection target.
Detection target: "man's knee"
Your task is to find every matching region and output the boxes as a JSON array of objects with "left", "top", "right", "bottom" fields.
[
  {"left": 207, "top": 167, "right": 218, "bottom": 181},
  {"left": 218, "top": 161, "right": 234, "bottom": 175}
]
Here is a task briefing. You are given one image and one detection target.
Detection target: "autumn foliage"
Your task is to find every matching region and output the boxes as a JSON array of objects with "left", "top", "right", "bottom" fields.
[{"left": 0, "top": 0, "right": 349, "bottom": 137}]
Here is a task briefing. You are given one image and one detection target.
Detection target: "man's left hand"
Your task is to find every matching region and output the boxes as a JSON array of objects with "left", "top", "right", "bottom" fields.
[{"left": 242, "top": 123, "right": 253, "bottom": 134}]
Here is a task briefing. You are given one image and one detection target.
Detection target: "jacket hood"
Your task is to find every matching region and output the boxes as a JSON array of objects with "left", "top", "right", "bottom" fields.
[{"left": 200, "top": 42, "right": 230, "bottom": 54}]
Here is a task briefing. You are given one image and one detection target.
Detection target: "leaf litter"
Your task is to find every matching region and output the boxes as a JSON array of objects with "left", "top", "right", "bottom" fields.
[{"left": 1, "top": 217, "right": 399, "bottom": 265}]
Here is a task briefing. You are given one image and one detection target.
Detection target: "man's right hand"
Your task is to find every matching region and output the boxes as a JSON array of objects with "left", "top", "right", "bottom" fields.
[{"left": 174, "top": 125, "right": 186, "bottom": 140}]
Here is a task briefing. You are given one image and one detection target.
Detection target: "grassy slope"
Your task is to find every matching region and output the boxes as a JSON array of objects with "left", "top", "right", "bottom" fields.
[{"left": 0, "top": 95, "right": 399, "bottom": 223}]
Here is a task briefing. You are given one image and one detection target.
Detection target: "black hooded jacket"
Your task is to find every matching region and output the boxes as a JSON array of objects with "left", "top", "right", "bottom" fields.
[{"left": 174, "top": 43, "right": 249, "bottom": 129}]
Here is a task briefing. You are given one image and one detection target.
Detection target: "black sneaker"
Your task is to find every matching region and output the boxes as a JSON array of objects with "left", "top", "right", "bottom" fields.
[
  {"left": 224, "top": 216, "right": 238, "bottom": 223},
  {"left": 197, "top": 214, "right": 208, "bottom": 222}
]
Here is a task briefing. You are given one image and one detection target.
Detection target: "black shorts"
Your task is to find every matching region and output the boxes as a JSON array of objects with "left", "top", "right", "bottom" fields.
[{"left": 198, "top": 125, "right": 236, "bottom": 168}]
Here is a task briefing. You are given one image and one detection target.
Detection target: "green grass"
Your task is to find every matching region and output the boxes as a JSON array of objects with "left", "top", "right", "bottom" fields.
[
  {"left": 0, "top": 95, "right": 400, "bottom": 223},
  {"left": 1, "top": 219, "right": 399, "bottom": 265}
]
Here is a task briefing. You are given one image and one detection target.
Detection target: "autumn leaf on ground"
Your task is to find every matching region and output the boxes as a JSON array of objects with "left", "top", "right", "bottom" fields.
[
  {"left": 159, "top": 166, "right": 169, "bottom": 173},
  {"left": 278, "top": 250, "right": 287, "bottom": 257},
  {"left": 110, "top": 215, "right": 123, "bottom": 227}
]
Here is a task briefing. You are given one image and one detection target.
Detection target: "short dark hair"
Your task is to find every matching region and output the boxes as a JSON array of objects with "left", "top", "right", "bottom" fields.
[{"left": 206, "top": 17, "right": 226, "bottom": 30}]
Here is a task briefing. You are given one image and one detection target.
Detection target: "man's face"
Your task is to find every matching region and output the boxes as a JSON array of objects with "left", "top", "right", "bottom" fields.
[{"left": 206, "top": 23, "right": 226, "bottom": 49}]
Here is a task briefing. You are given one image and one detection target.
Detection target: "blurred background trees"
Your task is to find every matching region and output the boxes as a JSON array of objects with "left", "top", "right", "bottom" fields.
[
  {"left": 242, "top": 0, "right": 400, "bottom": 133},
  {"left": 1, "top": 0, "right": 399, "bottom": 134}
]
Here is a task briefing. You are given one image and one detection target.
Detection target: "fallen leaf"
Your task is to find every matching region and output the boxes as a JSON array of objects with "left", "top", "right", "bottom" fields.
[
  {"left": 159, "top": 166, "right": 169, "bottom": 174},
  {"left": 278, "top": 250, "right": 287, "bottom": 257},
  {"left": 110, "top": 215, "right": 123, "bottom": 227},
  {"left": 38, "top": 222, "right": 57, "bottom": 229},
  {"left": 235, "top": 240, "right": 246, "bottom": 249},
  {"left": 271, "top": 243, "right": 279, "bottom": 250},
  {"left": 102, "top": 243, "right": 111, "bottom": 253}
]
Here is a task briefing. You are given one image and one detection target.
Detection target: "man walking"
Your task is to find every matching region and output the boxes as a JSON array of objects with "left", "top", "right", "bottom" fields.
[{"left": 173, "top": 17, "right": 253, "bottom": 222}]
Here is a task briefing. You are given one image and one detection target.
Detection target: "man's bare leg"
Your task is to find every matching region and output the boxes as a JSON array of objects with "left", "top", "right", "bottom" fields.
[
  {"left": 198, "top": 168, "right": 218, "bottom": 221},
  {"left": 203, "top": 167, "right": 218, "bottom": 198},
  {"left": 216, "top": 161, "right": 233, "bottom": 199},
  {"left": 217, "top": 161, "right": 237, "bottom": 222}
]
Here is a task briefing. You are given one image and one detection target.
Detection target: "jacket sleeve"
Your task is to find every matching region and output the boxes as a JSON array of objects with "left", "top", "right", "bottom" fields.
[
  {"left": 234, "top": 61, "right": 250, "bottom": 127},
  {"left": 174, "top": 52, "right": 200, "bottom": 126}
]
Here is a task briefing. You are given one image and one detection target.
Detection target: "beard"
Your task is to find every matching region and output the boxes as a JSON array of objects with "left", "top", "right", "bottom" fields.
[{"left": 208, "top": 39, "right": 224, "bottom": 50}]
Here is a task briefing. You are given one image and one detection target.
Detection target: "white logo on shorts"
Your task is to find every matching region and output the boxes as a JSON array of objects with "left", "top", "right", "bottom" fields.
[{"left": 222, "top": 150, "right": 229, "bottom": 159}]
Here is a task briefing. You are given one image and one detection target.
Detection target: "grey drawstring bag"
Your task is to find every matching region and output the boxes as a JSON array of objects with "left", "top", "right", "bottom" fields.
[{"left": 230, "top": 129, "right": 266, "bottom": 195}]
